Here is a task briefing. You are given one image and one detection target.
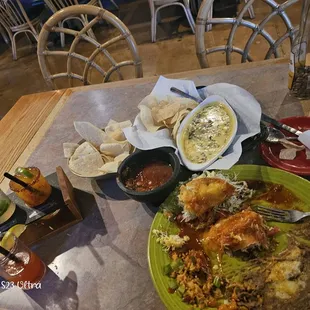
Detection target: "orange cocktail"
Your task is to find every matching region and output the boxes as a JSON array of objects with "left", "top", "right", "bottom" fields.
[
  {"left": 0, "top": 232, "right": 46, "bottom": 289},
  {"left": 9, "top": 167, "right": 52, "bottom": 207}
]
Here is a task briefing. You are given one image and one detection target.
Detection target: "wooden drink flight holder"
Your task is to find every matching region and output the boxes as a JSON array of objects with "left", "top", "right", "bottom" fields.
[{"left": 2, "top": 167, "right": 83, "bottom": 246}]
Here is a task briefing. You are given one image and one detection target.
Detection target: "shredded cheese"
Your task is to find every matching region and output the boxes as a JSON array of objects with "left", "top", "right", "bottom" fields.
[{"left": 152, "top": 229, "right": 190, "bottom": 251}]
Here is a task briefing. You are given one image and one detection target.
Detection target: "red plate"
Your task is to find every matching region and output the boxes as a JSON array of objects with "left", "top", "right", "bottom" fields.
[{"left": 261, "top": 116, "right": 310, "bottom": 176}]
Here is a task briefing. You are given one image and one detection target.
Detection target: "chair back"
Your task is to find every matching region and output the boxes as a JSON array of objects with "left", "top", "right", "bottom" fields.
[
  {"left": 44, "top": 0, "right": 78, "bottom": 13},
  {"left": 37, "top": 5, "right": 143, "bottom": 89},
  {"left": 195, "top": 0, "right": 298, "bottom": 68},
  {"left": 0, "top": 0, "right": 29, "bottom": 29}
]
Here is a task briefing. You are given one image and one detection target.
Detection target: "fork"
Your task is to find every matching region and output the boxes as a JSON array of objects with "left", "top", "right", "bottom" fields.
[{"left": 252, "top": 205, "right": 310, "bottom": 223}]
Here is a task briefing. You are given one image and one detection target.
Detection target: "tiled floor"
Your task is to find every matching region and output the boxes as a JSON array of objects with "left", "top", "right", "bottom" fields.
[{"left": 0, "top": 0, "right": 301, "bottom": 117}]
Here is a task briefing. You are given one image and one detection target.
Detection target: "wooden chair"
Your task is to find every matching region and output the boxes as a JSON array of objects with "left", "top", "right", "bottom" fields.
[
  {"left": 0, "top": 0, "right": 42, "bottom": 60},
  {"left": 195, "top": 0, "right": 298, "bottom": 68},
  {"left": 148, "top": 0, "right": 196, "bottom": 42},
  {"left": 37, "top": 5, "right": 143, "bottom": 89}
]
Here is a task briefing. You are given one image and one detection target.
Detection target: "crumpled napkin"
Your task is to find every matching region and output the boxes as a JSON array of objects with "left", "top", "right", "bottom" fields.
[
  {"left": 123, "top": 76, "right": 261, "bottom": 170},
  {"left": 298, "top": 130, "right": 310, "bottom": 150}
]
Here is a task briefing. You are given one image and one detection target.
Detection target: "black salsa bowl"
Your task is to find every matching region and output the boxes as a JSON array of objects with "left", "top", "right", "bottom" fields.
[{"left": 116, "top": 147, "right": 181, "bottom": 203}]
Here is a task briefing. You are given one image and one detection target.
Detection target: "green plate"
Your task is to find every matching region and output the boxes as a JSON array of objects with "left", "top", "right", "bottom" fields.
[{"left": 147, "top": 165, "right": 310, "bottom": 309}]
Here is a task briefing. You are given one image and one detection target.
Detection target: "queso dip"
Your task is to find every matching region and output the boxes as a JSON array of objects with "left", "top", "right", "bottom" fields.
[{"left": 181, "top": 102, "right": 235, "bottom": 164}]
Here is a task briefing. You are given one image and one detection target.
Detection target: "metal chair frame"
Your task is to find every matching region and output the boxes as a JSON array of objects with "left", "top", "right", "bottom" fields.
[
  {"left": 148, "top": 0, "right": 196, "bottom": 42},
  {"left": 0, "top": 0, "right": 41, "bottom": 60},
  {"left": 0, "top": 22, "right": 9, "bottom": 44},
  {"left": 191, "top": 0, "right": 255, "bottom": 32}
]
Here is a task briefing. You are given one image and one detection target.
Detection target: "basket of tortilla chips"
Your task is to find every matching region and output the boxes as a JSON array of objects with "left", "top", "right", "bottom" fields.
[{"left": 63, "top": 120, "right": 134, "bottom": 178}]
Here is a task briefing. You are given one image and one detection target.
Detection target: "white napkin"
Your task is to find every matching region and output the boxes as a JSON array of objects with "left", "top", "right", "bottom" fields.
[
  {"left": 298, "top": 130, "right": 310, "bottom": 149},
  {"left": 124, "top": 116, "right": 175, "bottom": 150},
  {"left": 123, "top": 76, "right": 261, "bottom": 170},
  {"left": 150, "top": 76, "right": 201, "bottom": 100}
]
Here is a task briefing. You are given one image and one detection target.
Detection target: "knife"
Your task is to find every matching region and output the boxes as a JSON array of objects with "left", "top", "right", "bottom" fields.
[{"left": 261, "top": 113, "right": 303, "bottom": 136}]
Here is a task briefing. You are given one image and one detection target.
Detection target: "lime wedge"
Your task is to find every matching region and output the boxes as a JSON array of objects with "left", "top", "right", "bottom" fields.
[
  {"left": 15, "top": 167, "right": 33, "bottom": 178},
  {"left": 1, "top": 224, "right": 27, "bottom": 250}
]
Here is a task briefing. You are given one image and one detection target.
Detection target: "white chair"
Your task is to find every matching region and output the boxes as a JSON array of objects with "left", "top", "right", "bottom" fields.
[
  {"left": 148, "top": 0, "right": 196, "bottom": 42},
  {"left": 195, "top": 0, "right": 297, "bottom": 68},
  {"left": 37, "top": 5, "right": 143, "bottom": 89},
  {"left": 43, "top": 0, "right": 106, "bottom": 47},
  {"left": 0, "top": 0, "right": 41, "bottom": 60},
  {"left": 0, "top": 23, "right": 9, "bottom": 44}
]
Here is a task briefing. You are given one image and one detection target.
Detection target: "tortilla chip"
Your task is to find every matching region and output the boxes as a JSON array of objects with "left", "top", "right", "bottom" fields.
[
  {"left": 101, "top": 154, "right": 114, "bottom": 163},
  {"left": 175, "top": 109, "right": 189, "bottom": 123},
  {"left": 279, "top": 148, "right": 297, "bottom": 160},
  {"left": 306, "top": 148, "right": 310, "bottom": 160},
  {"left": 172, "top": 110, "right": 190, "bottom": 140},
  {"left": 139, "top": 105, "right": 162, "bottom": 133},
  {"left": 172, "top": 120, "right": 181, "bottom": 140},
  {"left": 100, "top": 142, "right": 130, "bottom": 157},
  {"left": 71, "top": 142, "right": 97, "bottom": 160},
  {"left": 169, "top": 112, "right": 181, "bottom": 125},
  {"left": 168, "top": 96, "right": 198, "bottom": 109},
  {"left": 63, "top": 143, "right": 79, "bottom": 158},
  {"left": 121, "top": 141, "right": 131, "bottom": 152},
  {"left": 107, "top": 119, "right": 117, "bottom": 126},
  {"left": 99, "top": 151, "right": 130, "bottom": 173},
  {"left": 99, "top": 161, "right": 119, "bottom": 173},
  {"left": 138, "top": 95, "right": 197, "bottom": 134},
  {"left": 109, "top": 130, "right": 124, "bottom": 141},
  {"left": 114, "top": 152, "right": 130, "bottom": 163},
  {"left": 163, "top": 119, "right": 175, "bottom": 128},
  {"left": 163, "top": 109, "right": 190, "bottom": 129},
  {"left": 157, "top": 100, "right": 170, "bottom": 109},
  {"left": 69, "top": 152, "right": 104, "bottom": 176},
  {"left": 138, "top": 95, "right": 158, "bottom": 109},
  {"left": 74, "top": 122, "right": 112, "bottom": 148},
  {"left": 105, "top": 120, "right": 132, "bottom": 141},
  {"left": 151, "top": 96, "right": 197, "bottom": 124},
  {"left": 180, "top": 109, "right": 190, "bottom": 118},
  {"left": 152, "top": 103, "right": 182, "bottom": 123}
]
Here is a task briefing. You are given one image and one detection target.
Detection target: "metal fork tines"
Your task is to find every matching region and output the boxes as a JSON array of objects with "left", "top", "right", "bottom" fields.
[{"left": 252, "top": 205, "right": 310, "bottom": 223}]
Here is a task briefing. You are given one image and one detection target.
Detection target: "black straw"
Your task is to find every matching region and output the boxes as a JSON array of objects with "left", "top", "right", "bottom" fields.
[
  {"left": 3, "top": 172, "right": 40, "bottom": 194},
  {"left": 0, "top": 245, "right": 22, "bottom": 263},
  {"left": 4, "top": 173, "right": 29, "bottom": 188}
]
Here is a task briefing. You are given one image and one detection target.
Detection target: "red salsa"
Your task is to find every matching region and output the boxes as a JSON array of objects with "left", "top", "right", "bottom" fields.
[{"left": 125, "top": 161, "right": 173, "bottom": 192}]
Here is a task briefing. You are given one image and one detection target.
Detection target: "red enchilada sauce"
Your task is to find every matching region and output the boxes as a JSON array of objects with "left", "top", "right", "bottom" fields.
[{"left": 125, "top": 161, "right": 173, "bottom": 192}]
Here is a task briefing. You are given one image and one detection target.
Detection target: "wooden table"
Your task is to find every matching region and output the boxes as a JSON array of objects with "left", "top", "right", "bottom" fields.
[{"left": 0, "top": 58, "right": 307, "bottom": 309}]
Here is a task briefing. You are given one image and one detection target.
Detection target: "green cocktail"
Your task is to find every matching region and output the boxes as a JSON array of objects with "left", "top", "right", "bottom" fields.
[{"left": 0, "top": 190, "right": 16, "bottom": 224}]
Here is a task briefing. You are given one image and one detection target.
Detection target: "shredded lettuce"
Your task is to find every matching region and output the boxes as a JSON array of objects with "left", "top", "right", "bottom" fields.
[{"left": 159, "top": 185, "right": 182, "bottom": 218}]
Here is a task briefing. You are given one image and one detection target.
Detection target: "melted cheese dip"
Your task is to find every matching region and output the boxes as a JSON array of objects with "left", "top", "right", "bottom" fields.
[{"left": 182, "top": 103, "right": 234, "bottom": 164}]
